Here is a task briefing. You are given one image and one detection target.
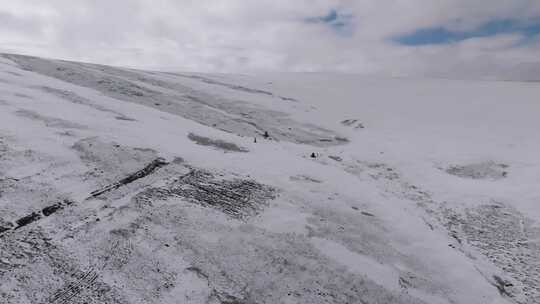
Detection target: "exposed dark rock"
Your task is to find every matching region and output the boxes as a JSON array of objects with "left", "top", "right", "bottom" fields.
[
  {"left": 15, "top": 212, "right": 42, "bottom": 229},
  {"left": 89, "top": 158, "right": 169, "bottom": 198},
  {"left": 328, "top": 155, "right": 342, "bottom": 162},
  {"left": 493, "top": 275, "right": 513, "bottom": 297}
]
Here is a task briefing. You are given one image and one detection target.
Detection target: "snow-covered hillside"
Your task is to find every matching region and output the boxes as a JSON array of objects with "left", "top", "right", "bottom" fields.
[{"left": 0, "top": 53, "right": 539, "bottom": 304}]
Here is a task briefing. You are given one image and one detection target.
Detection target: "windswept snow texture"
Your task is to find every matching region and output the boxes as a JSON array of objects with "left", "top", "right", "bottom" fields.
[
  {"left": 1, "top": 54, "right": 540, "bottom": 304},
  {"left": 3, "top": 54, "right": 344, "bottom": 147}
]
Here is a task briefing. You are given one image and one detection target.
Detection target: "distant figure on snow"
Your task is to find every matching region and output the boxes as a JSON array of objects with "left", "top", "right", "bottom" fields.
[
  {"left": 310, "top": 152, "right": 317, "bottom": 158},
  {"left": 263, "top": 131, "right": 269, "bottom": 139}
]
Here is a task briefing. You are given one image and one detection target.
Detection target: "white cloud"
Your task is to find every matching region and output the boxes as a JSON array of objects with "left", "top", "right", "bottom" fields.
[{"left": 0, "top": 0, "right": 540, "bottom": 79}]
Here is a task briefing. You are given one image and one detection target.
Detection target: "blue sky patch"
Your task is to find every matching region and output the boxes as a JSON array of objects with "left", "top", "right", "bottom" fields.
[{"left": 394, "top": 18, "right": 540, "bottom": 46}]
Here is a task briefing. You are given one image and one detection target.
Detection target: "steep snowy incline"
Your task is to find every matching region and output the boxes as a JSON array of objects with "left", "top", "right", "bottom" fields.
[{"left": 0, "top": 53, "right": 539, "bottom": 304}]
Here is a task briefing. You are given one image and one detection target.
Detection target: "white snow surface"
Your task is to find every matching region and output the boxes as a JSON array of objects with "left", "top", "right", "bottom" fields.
[{"left": 0, "top": 54, "right": 539, "bottom": 304}]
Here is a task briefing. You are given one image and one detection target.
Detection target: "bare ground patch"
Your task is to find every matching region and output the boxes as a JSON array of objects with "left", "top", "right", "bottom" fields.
[
  {"left": 442, "top": 203, "right": 540, "bottom": 303},
  {"left": 342, "top": 157, "right": 536, "bottom": 303},
  {"left": 187, "top": 133, "right": 248, "bottom": 153},
  {"left": 341, "top": 119, "right": 365, "bottom": 129},
  {"left": 289, "top": 175, "right": 322, "bottom": 183},
  {"left": 445, "top": 161, "right": 509, "bottom": 180}
]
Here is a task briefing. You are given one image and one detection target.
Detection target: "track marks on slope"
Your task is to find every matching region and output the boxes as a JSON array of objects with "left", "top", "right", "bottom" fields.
[
  {"left": 0, "top": 156, "right": 169, "bottom": 235},
  {"left": 133, "top": 168, "right": 276, "bottom": 219},
  {"left": 0, "top": 227, "right": 125, "bottom": 304},
  {"left": 49, "top": 268, "right": 100, "bottom": 304}
]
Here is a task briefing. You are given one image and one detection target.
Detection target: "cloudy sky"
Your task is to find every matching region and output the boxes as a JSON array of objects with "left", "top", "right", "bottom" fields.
[{"left": 1, "top": 0, "right": 540, "bottom": 79}]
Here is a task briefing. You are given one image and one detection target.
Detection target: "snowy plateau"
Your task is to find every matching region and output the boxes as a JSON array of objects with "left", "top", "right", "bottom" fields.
[{"left": 0, "top": 53, "right": 539, "bottom": 304}]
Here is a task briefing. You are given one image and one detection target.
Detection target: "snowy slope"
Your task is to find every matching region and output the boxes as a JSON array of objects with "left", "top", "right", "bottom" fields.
[{"left": 0, "top": 53, "right": 539, "bottom": 304}]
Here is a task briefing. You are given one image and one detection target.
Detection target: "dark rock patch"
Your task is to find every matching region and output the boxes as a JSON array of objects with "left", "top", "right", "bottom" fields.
[
  {"left": 89, "top": 158, "right": 169, "bottom": 198},
  {"left": 290, "top": 175, "right": 322, "bottom": 183},
  {"left": 42, "top": 200, "right": 74, "bottom": 217},
  {"left": 334, "top": 137, "right": 349, "bottom": 143},
  {"left": 15, "top": 212, "right": 42, "bottom": 229},
  {"left": 114, "top": 116, "right": 136, "bottom": 121},
  {"left": 493, "top": 275, "right": 514, "bottom": 297},
  {"left": 328, "top": 155, "right": 342, "bottom": 162},
  {"left": 341, "top": 119, "right": 364, "bottom": 129}
]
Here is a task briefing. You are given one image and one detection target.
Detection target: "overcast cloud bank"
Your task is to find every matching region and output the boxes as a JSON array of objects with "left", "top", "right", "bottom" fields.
[{"left": 1, "top": 1, "right": 540, "bottom": 79}]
